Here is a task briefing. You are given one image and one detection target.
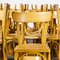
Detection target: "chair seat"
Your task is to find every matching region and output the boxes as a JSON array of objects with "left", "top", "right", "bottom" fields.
[
  {"left": 14, "top": 44, "right": 50, "bottom": 53},
  {"left": 47, "top": 34, "right": 60, "bottom": 40}
]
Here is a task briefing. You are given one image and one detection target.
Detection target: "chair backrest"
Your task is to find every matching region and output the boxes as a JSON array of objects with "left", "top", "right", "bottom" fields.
[
  {"left": 20, "top": 4, "right": 23, "bottom": 12},
  {"left": 49, "top": 4, "right": 58, "bottom": 34},
  {"left": 57, "top": 6, "right": 60, "bottom": 34},
  {"left": 0, "top": 4, "right": 10, "bottom": 33},
  {"left": 12, "top": 11, "right": 52, "bottom": 45},
  {"left": 0, "top": 4, "right": 3, "bottom": 39},
  {"left": 0, "top": 3, "right": 10, "bottom": 60},
  {"left": 2, "top": 4, "right": 10, "bottom": 41},
  {"left": 0, "top": 4, "right": 3, "bottom": 20},
  {"left": 43, "top": 4, "right": 48, "bottom": 11},
  {"left": 14, "top": 4, "right": 17, "bottom": 10},
  {"left": 12, "top": 12, "right": 51, "bottom": 22},
  {"left": 0, "top": 4, "right": 2, "bottom": 9},
  {"left": 41, "top": 4, "right": 48, "bottom": 12},
  {"left": 23, "top": 4, "right": 29, "bottom": 11}
]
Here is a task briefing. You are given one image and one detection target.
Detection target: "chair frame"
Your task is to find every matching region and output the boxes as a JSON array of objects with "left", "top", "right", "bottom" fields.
[{"left": 12, "top": 10, "right": 52, "bottom": 60}]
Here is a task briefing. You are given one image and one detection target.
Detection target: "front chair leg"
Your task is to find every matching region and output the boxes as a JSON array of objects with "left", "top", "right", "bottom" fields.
[
  {"left": 58, "top": 45, "right": 60, "bottom": 60},
  {"left": 14, "top": 52, "right": 18, "bottom": 60},
  {"left": 3, "top": 47, "right": 7, "bottom": 60},
  {"left": 48, "top": 52, "right": 51, "bottom": 60}
]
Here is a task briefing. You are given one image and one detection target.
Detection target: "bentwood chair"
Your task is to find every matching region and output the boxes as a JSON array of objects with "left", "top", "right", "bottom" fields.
[
  {"left": 47, "top": 4, "right": 58, "bottom": 59},
  {"left": 0, "top": 3, "right": 10, "bottom": 60},
  {"left": 48, "top": 5, "right": 60, "bottom": 60},
  {"left": 2, "top": 4, "right": 18, "bottom": 60},
  {"left": 22, "top": 4, "right": 41, "bottom": 41},
  {"left": 55, "top": 6, "right": 60, "bottom": 60},
  {"left": 49, "top": 4, "right": 58, "bottom": 35},
  {"left": 0, "top": 3, "right": 3, "bottom": 60},
  {"left": 0, "top": 4, "right": 3, "bottom": 45},
  {"left": 12, "top": 10, "right": 52, "bottom": 60},
  {"left": 23, "top": 4, "right": 48, "bottom": 43},
  {"left": 34, "top": 4, "right": 48, "bottom": 35}
]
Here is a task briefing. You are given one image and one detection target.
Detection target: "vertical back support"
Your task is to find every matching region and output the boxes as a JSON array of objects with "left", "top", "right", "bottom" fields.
[{"left": 2, "top": 4, "right": 10, "bottom": 60}]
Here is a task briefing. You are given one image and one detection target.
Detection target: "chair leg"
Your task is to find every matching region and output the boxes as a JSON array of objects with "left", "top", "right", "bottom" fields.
[
  {"left": 44, "top": 53, "right": 47, "bottom": 60},
  {"left": 3, "top": 40, "right": 7, "bottom": 60},
  {"left": 59, "top": 45, "right": 60, "bottom": 60},
  {"left": 48, "top": 52, "right": 51, "bottom": 60},
  {"left": 3, "top": 48, "right": 7, "bottom": 60},
  {"left": 14, "top": 52, "right": 18, "bottom": 60}
]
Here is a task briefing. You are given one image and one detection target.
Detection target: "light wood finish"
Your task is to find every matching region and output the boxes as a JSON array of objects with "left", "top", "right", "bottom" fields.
[
  {"left": 20, "top": 4, "right": 23, "bottom": 12},
  {"left": 0, "top": 10, "right": 3, "bottom": 20},
  {"left": 2, "top": 4, "right": 16, "bottom": 60},
  {"left": 2, "top": 4, "right": 10, "bottom": 60},
  {"left": 12, "top": 10, "right": 52, "bottom": 60},
  {"left": 0, "top": 4, "right": 2, "bottom": 10},
  {"left": 14, "top": 44, "right": 50, "bottom": 52},
  {"left": 12, "top": 12, "right": 51, "bottom": 22},
  {"left": 31, "top": 4, "right": 34, "bottom": 10},
  {"left": 25, "top": 4, "right": 29, "bottom": 11},
  {"left": 57, "top": 6, "right": 60, "bottom": 60},
  {"left": 35, "top": 4, "right": 48, "bottom": 30},
  {"left": 48, "top": 5, "right": 60, "bottom": 60},
  {"left": 49, "top": 4, "right": 58, "bottom": 34},
  {"left": 0, "top": 4, "right": 3, "bottom": 44},
  {"left": 14, "top": 4, "right": 16, "bottom": 10},
  {"left": 43, "top": 4, "right": 48, "bottom": 12},
  {"left": 0, "top": 4, "right": 3, "bottom": 60},
  {"left": 2, "top": 4, "right": 24, "bottom": 59},
  {"left": 49, "top": 4, "right": 53, "bottom": 34},
  {"left": 23, "top": 4, "right": 29, "bottom": 12}
]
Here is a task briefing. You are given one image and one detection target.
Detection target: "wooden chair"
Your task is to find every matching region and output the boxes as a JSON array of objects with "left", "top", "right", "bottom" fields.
[
  {"left": 0, "top": 3, "right": 3, "bottom": 60},
  {"left": 2, "top": 3, "right": 12, "bottom": 60},
  {"left": 23, "top": 5, "right": 42, "bottom": 43},
  {"left": 56, "top": 6, "right": 60, "bottom": 60},
  {"left": 22, "top": 5, "right": 40, "bottom": 41},
  {"left": 42, "top": 4, "right": 48, "bottom": 12},
  {"left": 0, "top": 3, "right": 11, "bottom": 60},
  {"left": 0, "top": 4, "right": 3, "bottom": 45},
  {"left": 0, "top": 3, "right": 9, "bottom": 60},
  {"left": 48, "top": 5, "right": 60, "bottom": 60},
  {"left": 49, "top": 4, "right": 58, "bottom": 34},
  {"left": 23, "top": 4, "right": 29, "bottom": 12},
  {"left": 12, "top": 11, "right": 52, "bottom": 60},
  {"left": 2, "top": 3, "right": 18, "bottom": 60},
  {"left": 35, "top": 4, "right": 48, "bottom": 33}
]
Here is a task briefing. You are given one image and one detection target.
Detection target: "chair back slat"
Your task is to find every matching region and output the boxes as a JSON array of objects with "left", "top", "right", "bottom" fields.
[
  {"left": 43, "top": 4, "right": 48, "bottom": 11},
  {"left": 57, "top": 6, "right": 60, "bottom": 34},
  {"left": 0, "top": 4, "right": 2, "bottom": 10},
  {"left": 12, "top": 12, "right": 52, "bottom": 22},
  {"left": 0, "top": 10, "right": 3, "bottom": 20},
  {"left": 20, "top": 4, "right": 23, "bottom": 12}
]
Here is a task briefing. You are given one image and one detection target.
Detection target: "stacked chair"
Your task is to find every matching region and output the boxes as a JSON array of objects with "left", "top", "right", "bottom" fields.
[
  {"left": 0, "top": 3, "right": 3, "bottom": 60},
  {"left": 2, "top": 4, "right": 17, "bottom": 60},
  {"left": 0, "top": 3, "right": 10, "bottom": 60},
  {"left": 0, "top": 4, "right": 2, "bottom": 48},
  {"left": 0, "top": 3, "right": 60, "bottom": 60},
  {"left": 48, "top": 4, "right": 60, "bottom": 60},
  {"left": 12, "top": 5, "right": 52, "bottom": 60}
]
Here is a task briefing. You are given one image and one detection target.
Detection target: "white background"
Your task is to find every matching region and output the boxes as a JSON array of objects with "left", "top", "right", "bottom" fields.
[{"left": 0, "top": 0, "right": 60, "bottom": 8}]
